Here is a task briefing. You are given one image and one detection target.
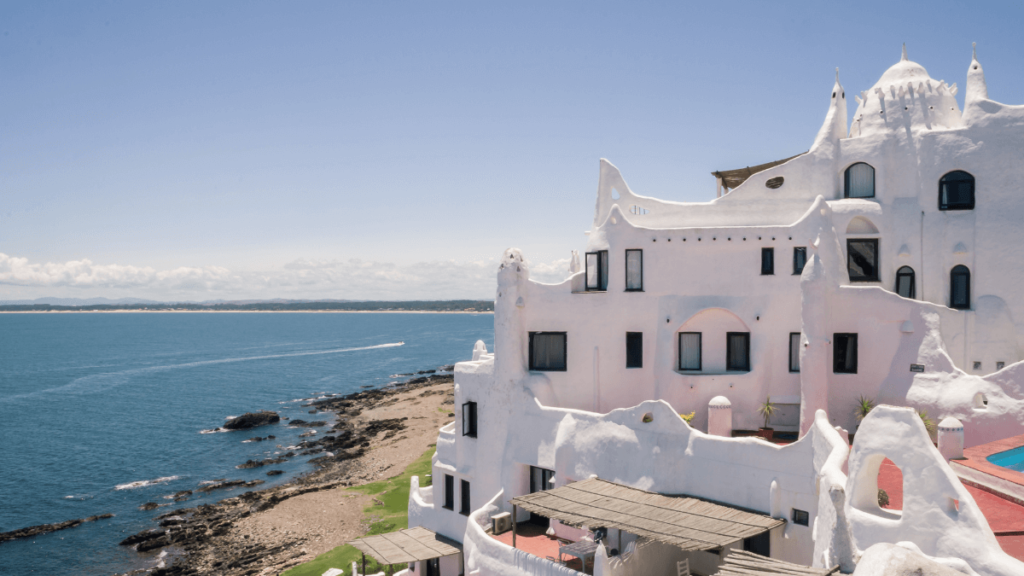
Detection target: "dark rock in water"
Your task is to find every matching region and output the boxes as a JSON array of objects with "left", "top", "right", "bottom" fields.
[
  {"left": 223, "top": 411, "right": 279, "bottom": 430},
  {"left": 136, "top": 534, "right": 171, "bottom": 552},
  {"left": 246, "top": 436, "right": 263, "bottom": 442},
  {"left": 267, "top": 435, "right": 275, "bottom": 439},
  {"left": 288, "top": 419, "right": 326, "bottom": 427},
  {"left": 160, "top": 516, "right": 186, "bottom": 527},
  {"left": 438, "top": 364, "right": 455, "bottom": 371},
  {"left": 417, "top": 369, "right": 436, "bottom": 374},
  {"left": 266, "top": 470, "right": 284, "bottom": 476},
  {"left": 172, "top": 490, "right": 192, "bottom": 501},
  {"left": 0, "top": 513, "right": 114, "bottom": 544},
  {"left": 308, "top": 409, "right": 317, "bottom": 414},
  {"left": 407, "top": 377, "right": 428, "bottom": 384},
  {"left": 196, "top": 479, "right": 246, "bottom": 492},
  {"left": 120, "top": 527, "right": 165, "bottom": 547},
  {"left": 236, "top": 458, "right": 287, "bottom": 470},
  {"left": 139, "top": 502, "right": 160, "bottom": 511}
]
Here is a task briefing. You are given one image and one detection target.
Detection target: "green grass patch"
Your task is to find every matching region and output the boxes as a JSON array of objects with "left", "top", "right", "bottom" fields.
[{"left": 281, "top": 447, "right": 435, "bottom": 576}]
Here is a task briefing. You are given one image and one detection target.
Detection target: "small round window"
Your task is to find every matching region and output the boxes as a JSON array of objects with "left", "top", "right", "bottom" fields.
[{"left": 766, "top": 177, "right": 784, "bottom": 189}]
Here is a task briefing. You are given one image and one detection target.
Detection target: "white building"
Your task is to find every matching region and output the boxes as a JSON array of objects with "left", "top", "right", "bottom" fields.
[{"left": 403, "top": 47, "right": 1024, "bottom": 576}]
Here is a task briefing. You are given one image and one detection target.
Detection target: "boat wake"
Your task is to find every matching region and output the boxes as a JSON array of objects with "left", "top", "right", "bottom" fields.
[{"left": 1, "top": 342, "right": 406, "bottom": 403}]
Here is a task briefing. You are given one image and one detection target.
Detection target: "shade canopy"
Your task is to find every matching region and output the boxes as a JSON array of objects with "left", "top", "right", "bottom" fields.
[
  {"left": 712, "top": 153, "right": 805, "bottom": 190},
  {"left": 349, "top": 527, "right": 462, "bottom": 565},
  {"left": 508, "top": 478, "right": 784, "bottom": 552},
  {"left": 712, "top": 550, "right": 840, "bottom": 575}
]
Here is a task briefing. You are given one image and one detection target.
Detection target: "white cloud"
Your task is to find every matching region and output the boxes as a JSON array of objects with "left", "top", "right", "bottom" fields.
[{"left": 0, "top": 252, "right": 573, "bottom": 301}]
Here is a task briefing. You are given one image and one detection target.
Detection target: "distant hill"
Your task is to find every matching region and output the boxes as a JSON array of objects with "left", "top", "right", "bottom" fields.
[
  {"left": 0, "top": 299, "right": 494, "bottom": 312},
  {"left": 0, "top": 297, "right": 162, "bottom": 306}
]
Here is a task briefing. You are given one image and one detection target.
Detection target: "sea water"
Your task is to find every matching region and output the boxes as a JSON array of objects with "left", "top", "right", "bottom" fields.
[{"left": 0, "top": 312, "right": 493, "bottom": 575}]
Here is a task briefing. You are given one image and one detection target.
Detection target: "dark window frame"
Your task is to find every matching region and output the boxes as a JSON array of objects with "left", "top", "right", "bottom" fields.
[
  {"left": 761, "top": 248, "right": 775, "bottom": 275},
  {"left": 833, "top": 333, "right": 858, "bottom": 374},
  {"left": 462, "top": 401, "right": 477, "bottom": 438},
  {"left": 895, "top": 266, "right": 916, "bottom": 299},
  {"left": 678, "top": 332, "right": 702, "bottom": 371},
  {"left": 939, "top": 170, "right": 975, "bottom": 211},
  {"left": 625, "top": 332, "right": 643, "bottom": 369},
  {"left": 950, "top": 265, "right": 971, "bottom": 310},
  {"left": 793, "top": 247, "right": 807, "bottom": 275},
  {"left": 844, "top": 162, "right": 876, "bottom": 199},
  {"left": 624, "top": 249, "right": 643, "bottom": 291},
  {"left": 459, "top": 479, "right": 471, "bottom": 515},
  {"left": 528, "top": 332, "right": 567, "bottom": 372},
  {"left": 585, "top": 250, "right": 609, "bottom": 291},
  {"left": 726, "top": 332, "right": 751, "bottom": 372},
  {"left": 792, "top": 508, "right": 809, "bottom": 526},
  {"left": 443, "top": 474, "right": 454, "bottom": 510},
  {"left": 789, "top": 332, "right": 801, "bottom": 373},
  {"left": 847, "top": 239, "right": 880, "bottom": 282}
]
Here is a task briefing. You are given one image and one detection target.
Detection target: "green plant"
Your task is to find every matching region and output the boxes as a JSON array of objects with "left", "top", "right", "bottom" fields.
[
  {"left": 878, "top": 489, "right": 889, "bottom": 508},
  {"left": 855, "top": 395, "right": 875, "bottom": 421},
  {"left": 679, "top": 412, "right": 695, "bottom": 424},
  {"left": 917, "top": 410, "right": 936, "bottom": 433},
  {"left": 757, "top": 396, "right": 777, "bottom": 429},
  {"left": 281, "top": 446, "right": 434, "bottom": 576}
]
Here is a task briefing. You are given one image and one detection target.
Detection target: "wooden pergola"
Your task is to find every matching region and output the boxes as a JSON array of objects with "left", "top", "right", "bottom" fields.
[
  {"left": 349, "top": 527, "right": 462, "bottom": 575},
  {"left": 712, "top": 550, "right": 840, "bottom": 575},
  {"left": 508, "top": 477, "right": 784, "bottom": 552}
]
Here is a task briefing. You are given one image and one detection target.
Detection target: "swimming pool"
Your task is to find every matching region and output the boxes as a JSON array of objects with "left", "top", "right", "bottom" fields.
[{"left": 986, "top": 445, "right": 1024, "bottom": 472}]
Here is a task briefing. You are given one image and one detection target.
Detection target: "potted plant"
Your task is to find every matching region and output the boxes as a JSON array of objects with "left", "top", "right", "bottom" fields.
[
  {"left": 854, "top": 395, "right": 874, "bottom": 434},
  {"left": 757, "top": 396, "right": 776, "bottom": 440},
  {"left": 918, "top": 409, "right": 936, "bottom": 442}
]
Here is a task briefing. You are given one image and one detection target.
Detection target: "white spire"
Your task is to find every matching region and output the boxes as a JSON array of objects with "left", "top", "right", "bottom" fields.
[
  {"left": 901, "top": 43, "right": 908, "bottom": 62},
  {"left": 964, "top": 41, "right": 989, "bottom": 124}
]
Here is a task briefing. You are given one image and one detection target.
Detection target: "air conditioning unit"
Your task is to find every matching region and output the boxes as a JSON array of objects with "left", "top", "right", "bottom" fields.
[{"left": 491, "top": 512, "right": 512, "bottom": 535}]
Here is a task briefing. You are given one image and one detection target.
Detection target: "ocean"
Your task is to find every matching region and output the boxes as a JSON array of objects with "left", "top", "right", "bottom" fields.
[{"left": 0, "top": 312, "right": 493, "bottom": 576}]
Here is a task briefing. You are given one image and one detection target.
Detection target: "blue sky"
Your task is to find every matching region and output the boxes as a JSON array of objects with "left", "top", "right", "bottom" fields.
[{"left": 2, "top": 1, "right": 1022, "bottom": 301}]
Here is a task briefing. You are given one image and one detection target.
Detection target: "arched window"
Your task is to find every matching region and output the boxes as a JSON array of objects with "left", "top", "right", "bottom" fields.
[
  {"left": 939, "top": 171, "right": 975, "bottom": 210},
  {"left": 950, "top": 265, "right": 971, "bottom": 309},
  {"left": 845, "top": 163, "right": 875, "bottom": 198},
  {"left": 895, "top": 266, "right": 915, "bottom": 299}
]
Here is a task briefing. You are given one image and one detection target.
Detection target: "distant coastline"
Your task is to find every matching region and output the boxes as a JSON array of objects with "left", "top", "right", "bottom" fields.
[
  {"left": 0, "top": 300, "right": 494, "bottom": 314},
  {"left": 0, "top": 309, "right": 493, "bottom": 314}
]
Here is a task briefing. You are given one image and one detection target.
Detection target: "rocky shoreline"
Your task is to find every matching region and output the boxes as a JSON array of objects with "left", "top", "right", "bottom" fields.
[{"left": 114, "top": 369, "right": 455, "bottom": 576}]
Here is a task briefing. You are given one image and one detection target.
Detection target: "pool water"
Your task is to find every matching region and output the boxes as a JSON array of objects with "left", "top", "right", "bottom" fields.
[{"left": 987, "top": 445, "right": 1024, "bottom": 472}]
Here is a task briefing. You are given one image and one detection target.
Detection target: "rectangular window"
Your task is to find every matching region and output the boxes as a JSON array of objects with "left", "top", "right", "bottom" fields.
[
  {"left": 585, "top": 250, "right": 609, "bottom": 291},
  {"left": 443, "top": 475, "right": 454, "bottom": 510},
  {"left": 793, "top": 247, "right": 807, "bottom": 275},
  {"left": 833, "top": 333, "right": 858, "bottom": 374},
  {"left": 625, "top": 249, "right": 643, "bottom": 291},
  {"left": 462, "top": 401, "right": 477, "bottom": 438},
  {"left": 727, "top": 332, "right": 751, "bottom": 372},
  {"left": 460, "top": 479, "right": 471, "bottom": 515},
  {"left": 625, "top": 332, "right": 643, "bottom": 368},
  {"left": 678, "top": 332, "right": 702, "bottom": 371},
  {"left": 792, "top": 508, "right": 809, "bottom": 526},
  {"left": 530, "top": 466, "right": 555, "bottom": 493},
  {"left": 847, "top": 239, "right": 879, "bottom": 282},
  {"left": 529, "top": 332, "right": 567, "bottom": 371},
  {"left": 761, "top": 248, "right": 774, "bottom": 275},
  {"left": 789, "top": 333, "right": 801, "bottom": 373}
]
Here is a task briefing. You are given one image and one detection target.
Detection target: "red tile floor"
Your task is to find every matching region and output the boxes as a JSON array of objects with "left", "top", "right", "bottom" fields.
[
  {"left": 877, "top": 458, "right": 1024, "bottom": 561},
  {"left": 491, "top": 523, "right": 586, "bottom": 571}
]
